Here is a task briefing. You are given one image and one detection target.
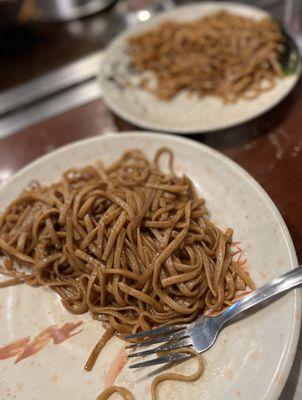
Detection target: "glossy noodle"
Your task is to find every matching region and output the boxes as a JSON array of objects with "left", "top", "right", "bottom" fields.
[
  {"left": 96, "top": 386, "right": 134, "bottom": 400},
  {"left": 0, "top": 148, "right": 255, "bottom": 387}
]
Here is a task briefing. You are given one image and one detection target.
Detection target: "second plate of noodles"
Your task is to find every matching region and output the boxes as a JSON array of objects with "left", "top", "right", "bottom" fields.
[
  {"left": 99, "top": 2, "right": 300, "bottom": 133},
  {"left": 128, "top": 11, "right": 285, "bottom": 102}
]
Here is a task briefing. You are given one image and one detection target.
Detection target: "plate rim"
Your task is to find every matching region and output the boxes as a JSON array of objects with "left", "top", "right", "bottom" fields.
[
  {"left": 99, "top": 1, "right": 301, "bottom": 134},
  {"left": 0, "top": 131, "right": 300, "bottom": 400}
]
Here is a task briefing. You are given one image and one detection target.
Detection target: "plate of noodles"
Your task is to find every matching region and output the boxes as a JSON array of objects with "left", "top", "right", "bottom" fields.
[
  {"left": 0, "top": 132, "right": 300, "bottom": 400},
  {"left": 99, "top": 2, "right": 301, "bottom": 133}
]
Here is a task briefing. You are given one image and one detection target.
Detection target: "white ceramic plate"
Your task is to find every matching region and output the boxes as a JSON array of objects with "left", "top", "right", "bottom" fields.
[
  {"left": 0, "top": 132, "right": 300, "bottom": 400},
  {"left": 99, "top": 2, "right": 300, "bottom": 134}
]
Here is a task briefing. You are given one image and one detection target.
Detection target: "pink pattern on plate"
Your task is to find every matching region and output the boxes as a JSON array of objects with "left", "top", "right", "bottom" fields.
[{"left": 0, "top": 321, "right": 83, "bottom": 364}]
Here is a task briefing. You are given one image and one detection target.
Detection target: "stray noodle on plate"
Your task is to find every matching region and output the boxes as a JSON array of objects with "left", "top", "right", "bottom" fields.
[
  {"left": 0, "top": 148, "right": 255, "bottom": 399},
  {"left": 128, "top": 11, "right": 285, "bottom": 102}
]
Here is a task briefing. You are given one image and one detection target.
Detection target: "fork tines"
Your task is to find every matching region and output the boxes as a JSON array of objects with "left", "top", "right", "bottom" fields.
[
  {"left": 128, "top": 337, "right": 192, "bottom": 358},
  {"left": 125, "top": 324, "right": 192, "bottom": 369},
  {"left": 125, "top": 324, "right": 185, "bottom": 340},
  {"left": 129, "top": 351, "right": 191, "bottom": 369},
  {"left": 126, "top": 329, "right": 188, "bottom": 350}
]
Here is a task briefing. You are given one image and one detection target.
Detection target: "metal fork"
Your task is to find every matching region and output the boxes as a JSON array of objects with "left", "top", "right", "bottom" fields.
[{"left": 125, "top": 266, "right": 302, "bottom": 369}]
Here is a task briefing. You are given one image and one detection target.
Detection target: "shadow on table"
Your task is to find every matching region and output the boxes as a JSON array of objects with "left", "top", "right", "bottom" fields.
[
  {"left": 187, "top": 78, "right": 301, "bottom": 151},
  {"left": 115, "top": 76, "right": 301, "bottom": 150},
  {"left": 279, "top": 326, "right": 302, "bottom": 400}
]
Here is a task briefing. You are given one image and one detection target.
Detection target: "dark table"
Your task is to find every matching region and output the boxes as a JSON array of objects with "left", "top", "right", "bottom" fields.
[{"left": 0, "top": 1, "right": 301, "bottom": 398}]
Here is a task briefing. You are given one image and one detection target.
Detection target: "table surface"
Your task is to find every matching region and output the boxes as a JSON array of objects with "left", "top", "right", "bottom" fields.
[{"left": 0, "top": 81, "right": 301, "bottom": 399}]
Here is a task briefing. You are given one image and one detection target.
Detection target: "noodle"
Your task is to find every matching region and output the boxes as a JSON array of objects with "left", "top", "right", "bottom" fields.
[
  {"left": 151, "top": 349, "right": 204, "bottom": 400},
  {"left": 96, "top": 348, "right": 203, "bottom": 400},
  {"left": 128, "top": 11, "right": 285, "bottom": 102},
  {"left": 0, "top": 148, "right": 255, "bottom": 389},
  {"left": 96, "top": 386, "right": 134, "bottom": 400},
  {"left": 85, "top": 327, "right": 115, "bottom": 371}
]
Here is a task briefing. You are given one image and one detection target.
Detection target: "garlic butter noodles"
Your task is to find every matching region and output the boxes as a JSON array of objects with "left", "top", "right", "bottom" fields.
[
  {"left": 0, "top": 148, "right": 255, "bottom": 393},
  {"left": 128, "top": 11, "right": 285, "bottom": 102}
]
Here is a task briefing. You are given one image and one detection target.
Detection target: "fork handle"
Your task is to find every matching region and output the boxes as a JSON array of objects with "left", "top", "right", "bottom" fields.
[{"left": 216, "top": 266, "right": 302, "bottom": 326}]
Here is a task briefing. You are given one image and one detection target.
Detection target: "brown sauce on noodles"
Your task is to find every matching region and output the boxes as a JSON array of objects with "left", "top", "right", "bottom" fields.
[
  {"left": 0, "top": 148, "right": 255, "bottom": 398},
  {"left": 128, "top": 11, "right": 285, "bottom": 102}
]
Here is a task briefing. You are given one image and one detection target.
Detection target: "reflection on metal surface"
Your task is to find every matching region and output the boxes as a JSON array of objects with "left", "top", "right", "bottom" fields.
[
  {"left": 0, "top": 51, "right": 103, "bottom": 117},
  {"left": 114, "top": 0, "right": 174, "bottom": 27},
  {"left": 137, "top": 9, "right": 151, "bottom": 22},
  {"left": 0, "top": 80, "right": 102, "bottom": 140},
  {"left": 25, "top": 0, "right": 116, "bottom": 22}
]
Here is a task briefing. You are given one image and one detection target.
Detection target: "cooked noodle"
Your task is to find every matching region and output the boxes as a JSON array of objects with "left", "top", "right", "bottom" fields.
[
  {"left": 85, "top": 327, "right": 115, "bottom": 371},
  {"left": 128, "top": 11, "right": 285, "bottom": 102},
  {"left": 150, "top": 348, "right": 204, "bottom": 400},
  {"left": 0, "top": 148, "right": 255, "bottom": 381},
  {"left": 96, "top": 348, "right": 203, "bottom": 400},
  {"left": 96, "top": 386, "right": 134, "bottom": 400}
]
